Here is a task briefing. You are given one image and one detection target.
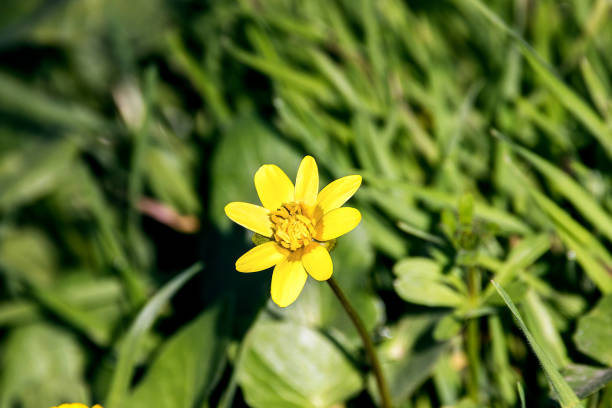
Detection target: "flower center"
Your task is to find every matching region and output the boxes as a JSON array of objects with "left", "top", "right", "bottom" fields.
[{"left": 269, "top": 202, "right": 315, "bottom": 251}]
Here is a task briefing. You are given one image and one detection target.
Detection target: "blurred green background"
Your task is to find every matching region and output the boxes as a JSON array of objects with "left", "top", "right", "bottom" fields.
[{"left": 1, "top": 0, "right": 612, "bottom": 407}]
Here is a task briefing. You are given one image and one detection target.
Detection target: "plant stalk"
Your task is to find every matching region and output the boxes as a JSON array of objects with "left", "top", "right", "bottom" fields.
[
  {"left": 327, "top": 277, "right": 392, "bottom": 408},
  {"left": 467, "top": 266, "right": 482, "bottom": 403}
]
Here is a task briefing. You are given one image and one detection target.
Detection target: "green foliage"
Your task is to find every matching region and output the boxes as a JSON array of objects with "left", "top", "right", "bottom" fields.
[
  {"left": 126, "top": 303, "right": 231, "bottom": 408},
  {"left": 237, "top": 318, "right": 362, "bottom": 408},
  {"left": 574, "top": 295, "right": 612, "bottom": 366},
  {"left": 106, "top": 263, "right": 202, "bottom": 408},
  {"left": 492, "top": 281, "right": 582, "bottom": 408},
  {"left": 1, "top": 0, "right": 612, "bottom": 406},
  {"left": 0, "top": 324, "right": 89, "bottom": 408},
  {"left": 393, "top": 258, "right": 467, "bottom": 307},
  {"left": 562, "top": 365, "right": 612, "bottom": 400}
]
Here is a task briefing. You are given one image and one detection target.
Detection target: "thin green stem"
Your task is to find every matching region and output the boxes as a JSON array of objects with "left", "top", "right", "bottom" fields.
[
  {"left": 467, "top": 318, "right": 480, "bottom": 401},
  {"left": 327, "top": 277, "right": 392, "bottom": 408},
  {"left": 466, "top": 266, "right": 481, "bottom": 403}
]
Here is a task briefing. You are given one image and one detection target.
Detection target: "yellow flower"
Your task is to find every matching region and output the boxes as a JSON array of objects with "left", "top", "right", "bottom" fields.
[
  {"left": 50, "top": 404, "right": 103, "bottom": 408},
  {"left": 225, "top": 156, "right": 362, "bottom": 307}
]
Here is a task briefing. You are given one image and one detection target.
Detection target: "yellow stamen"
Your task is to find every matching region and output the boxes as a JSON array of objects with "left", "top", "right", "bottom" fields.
[{"left": 270, "top": 202, "right": 316, "bottom": 251}]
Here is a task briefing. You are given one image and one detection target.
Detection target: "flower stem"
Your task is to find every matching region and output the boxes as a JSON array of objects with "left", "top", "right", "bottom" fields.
[{"left": 327, "top": 277, "right": 392, "bottom": 408}]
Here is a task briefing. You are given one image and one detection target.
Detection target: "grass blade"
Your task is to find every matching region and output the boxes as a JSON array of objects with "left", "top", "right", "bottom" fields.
[
  {"left": 501, "top": 154, "right": 612, "bottom": 293},
  {"left": 364, "top": 174, "right": 532, "bottom": 235},
  {"left": 495, "top": 130, "right": 612, "bottom": 243},
  {"left": 492, "top": 281, "right": 583, "bottom": 408},
  {"left": 105, "top": 262, "right": 203, "bottom": 408},
  {"left": 459, "top": 0, "right": 612, "bottom": 158},
  {"left": 482, "top": 234, "right": 550, "bottom": 303},
  {"left": 167, "top": 32, "right": 231, "bottom": 123},
  {"left": 518, "top": 382, "right": 526, "bottom": 408}
]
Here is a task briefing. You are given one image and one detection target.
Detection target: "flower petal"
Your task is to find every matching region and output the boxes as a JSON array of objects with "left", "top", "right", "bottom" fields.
[
  {"left": 254, "top": 164, "right": 294, "bottom": 210},
  {"left": 236, "top": 241, "right": 288, "bottom": 272},
  {"left": 315, "top": 207, "right": 361, "bottom": 241},
  {"left": 294, "top": 155, "right": 319, "bottom": 207},
  {"left": 224, "top": 202, "right": 273, "bottom": 237},
  {"left": 315, "top": 175, "right": 362, "bottom": 216},
  {"left": 270, "top": 258, "right": 308, "bottom": 307},
  {"left": 301, "top": 243, "right": 333, "bottom": 281}
]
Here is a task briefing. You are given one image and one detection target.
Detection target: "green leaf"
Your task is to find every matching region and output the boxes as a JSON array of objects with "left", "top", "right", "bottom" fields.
[
  {"left": 393, "top": 258, "right": 466, "bottom": 307},
  {"left": 105, "top": 262, "right": 202, "bottom": 408},
  {"left": 433, "top": 314, "right": 463, "bottom": 341},
  {"left": 144, "top": 145, "right": 201, "bottom": 214},
  {"left": 574, "top": 295, "right": 612, "bottom": 366},
  {"left": 0, "top": 71, "right": 104, "bottom": 131},
  {"left": 29, "top": 282, "right": 113, "bottom": 346},
  {"left": 0, "top": 276, "right": 123, "bottom": 328},
  {"left": 127, "top": 302, "right": 231, "bottom": 408},
  {"left": 0, "top": 227, "right": 58, "bottom": 286},
  {"left": 0, "top": 324, "right": 89, "bottom": 408},
  {"left": 492, "top": 281, "right": 583, "bottom": 408},
  {"left": 458, "top": 193, "right": 474, "bottom": 226},
  {"left": 433, "top": 352, "right": 462, "bottom": 405},
  {"left": 238, "top": 318, "right": 362, "bottom": 408},
  {"left": 372, "top": 314, "right": 447, "bottom": 405},
  {"left": 562, "top": 364, "right": 612, "bottom": 400},
  {"left": 0, "top": 139, "right": 79, "bottom": 211}
]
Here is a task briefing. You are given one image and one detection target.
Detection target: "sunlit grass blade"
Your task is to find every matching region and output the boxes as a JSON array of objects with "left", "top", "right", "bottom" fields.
[
  {"left": 490, "top": 315, "right": 516, "bottom": 405},
  {"left": 556, "top": 228, "right": 612, "bottom": 295},
  {"left": 494, "top": 130, "right": 612, "bottom": 243},
  {"left": 358, "top": 187, "right": 430, "bottom": 230},
  {"left": 362, "top": 206, "right": 407, "bottom": 259},
  {"left": 364, "top": 174, "right": 532, "bottom": 235},
  {"left": 459, "top": 0, "right": 612, "bottom": 158},
  {"left": 492, "top": 281, "right": 583, "bottom": 408},
  {"left": 522, "top": 50, "right": 612, "bottom": 157},
  {"left": 105, "top": 262, "right": 203, "bottom": 408},
  {"left": 518, "top": 382, "right": 526, "bottom": 408},
  {"left": 0, "top": 71, "right": 104, "bottom": 131},
  {"left": 29, "top": 285, "right": 111, "bottom": 346},
  {"left": 515, "top": 98, "right": 573, "bottom": 149},
  {"left": 396, "top": 221, "right": 444, "bottom": 246},
  {"left": 482, "top": 234, "right": 550, "bottom": 303},
  {"left": 0, "top": 139, "right": 79, "bottom": 211},
  {"left": 580, "top": 57, "right": 612, "bottom": 120},
  {"left": 523, "top": 289, "right": 569, "bottom": 369},
  {"left": 310, "top": 49, "right": 379, "bottom": 114},
  {"left": 398, "top": 106, "right": 440, "bottom": 164},
  {"left": 0, "top": 278, "right": 122, "bottom": 326},
  {"left": 225, "top": 41, "right": 332, "bottom": 101},
  {"left": 502, "top": 155, "right": 612, "bottom": 293},
  {"left": 166, "top": 32, "right": 231, "bottom": 123}
]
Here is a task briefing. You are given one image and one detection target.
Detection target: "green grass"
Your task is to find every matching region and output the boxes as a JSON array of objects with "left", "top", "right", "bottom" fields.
[{"left": 1, "top": 0, "right": 612, "bottom": 407}]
